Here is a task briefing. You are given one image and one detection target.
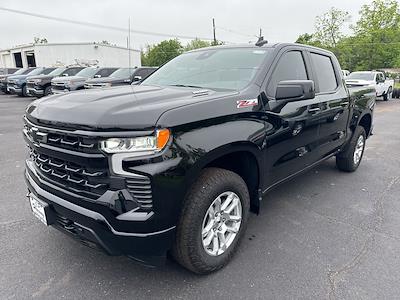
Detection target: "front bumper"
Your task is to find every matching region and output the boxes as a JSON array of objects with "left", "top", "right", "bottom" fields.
[
  {"left": 27, "top": 85, "right": 44, "bottom": 96},
  {"left": 25, "top": 160, "right": 176, "bottom": 265},
  {"left": 7, "top": 84, "right": 22, "bottom": 94}
]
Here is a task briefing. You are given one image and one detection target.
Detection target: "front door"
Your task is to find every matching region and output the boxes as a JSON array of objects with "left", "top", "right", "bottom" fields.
[{"left": 262, "top": 48, "right": 321, "bottom": 189}]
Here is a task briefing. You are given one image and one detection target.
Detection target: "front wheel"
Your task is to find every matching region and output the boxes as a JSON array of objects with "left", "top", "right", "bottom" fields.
[
  {"left": 21, "top": 85, "right": 28, "bottom": 97},
  {"left": 336, "top": 126, "right": 366, "bottom": 172},
  {"left": 383, "top": 87, "right": 392, "bottom": 101},
  {"left": 172, "top": 168, "right": 250, "bottom": 274}
]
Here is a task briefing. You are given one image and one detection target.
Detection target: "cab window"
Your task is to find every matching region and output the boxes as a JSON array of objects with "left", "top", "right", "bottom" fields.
[{"left": 267, "top": 51, "right": 308, "bottom": 98}]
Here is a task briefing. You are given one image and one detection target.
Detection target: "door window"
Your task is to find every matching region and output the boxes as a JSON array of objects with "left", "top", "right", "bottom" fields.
[
  {"left": 267, "top": 51, "right": 308, "bottom": 98},
  {"left": 310, "top": 53, "right": 338, "bottom": 93}
]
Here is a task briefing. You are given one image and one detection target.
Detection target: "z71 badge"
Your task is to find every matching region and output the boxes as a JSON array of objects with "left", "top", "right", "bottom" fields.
[{"left": 236, "top": 99, "right": 258, "bottom": 108}]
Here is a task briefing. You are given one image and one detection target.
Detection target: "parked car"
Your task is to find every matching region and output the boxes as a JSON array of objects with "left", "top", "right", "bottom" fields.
[
  {"left": 26, "top": 67, "right": 85, "bottom": 97},
  {"left": 84, "top": 68, "right": 136, "bottom": 89},
  {"left": 0, "top": 68, "right": 30, "bottom": 94},
  {"left": 346, "top": 71, "right": 394, "bottom": 101},
  {"left": 23, "top": 43, "right": 375, "bottom": 274},
  {"left": 130, "top": 67, "right": 158, "bottom": 83},
  {"left": 0, "top": 67, "right": 20, "bottom": 76},
  {"left": 7, "top": 68, "right": 56, "bottom": 97},
  {"left": 51, "top": 67, "right": 117, "bottom": 94}
]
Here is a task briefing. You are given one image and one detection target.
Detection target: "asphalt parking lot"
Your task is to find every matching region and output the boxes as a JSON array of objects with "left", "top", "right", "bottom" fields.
[{"left": 1, "top": 93, "right": 400, "bottom": 299}]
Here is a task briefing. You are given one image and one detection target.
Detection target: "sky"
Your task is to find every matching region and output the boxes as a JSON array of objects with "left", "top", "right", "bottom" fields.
[{"left": 0, "top": 0, "right": 371, "bottom": 51}]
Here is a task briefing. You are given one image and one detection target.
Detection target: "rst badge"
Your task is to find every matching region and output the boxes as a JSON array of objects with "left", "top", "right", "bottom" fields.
[{"left": 236, "top": 99, "right": 258, "bottom": 108}]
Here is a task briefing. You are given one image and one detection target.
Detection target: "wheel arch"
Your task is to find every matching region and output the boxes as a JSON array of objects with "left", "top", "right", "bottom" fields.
[
  {"left": 358, "top": 113, "right": 372, "bottom": 138},
  {"left": 184, "top": 142, "right": 263, "bottom": 214}
]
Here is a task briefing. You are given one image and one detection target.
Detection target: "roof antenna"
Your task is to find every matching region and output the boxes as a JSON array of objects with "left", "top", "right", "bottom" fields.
[{"left": 255, "top": 36, "right": 268, "bottom": 47}]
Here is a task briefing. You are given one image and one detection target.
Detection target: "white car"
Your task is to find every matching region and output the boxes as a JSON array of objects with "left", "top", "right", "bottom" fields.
[{"left": 346, "top": 71, "right": 394, "bottom": 101}]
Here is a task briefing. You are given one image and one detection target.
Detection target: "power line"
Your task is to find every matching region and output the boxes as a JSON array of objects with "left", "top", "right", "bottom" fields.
[
  {"left": 0, "top": 6, "right": 216, "bottom": 41},
  {"left": 216, "top": 25, "right": 256, "bottom": 38}
]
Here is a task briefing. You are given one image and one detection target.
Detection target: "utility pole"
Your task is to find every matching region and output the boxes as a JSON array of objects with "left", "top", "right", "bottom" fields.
[
  {"left": 212, "top": 18, "right": 217, "bottom": 45},
  {"left": 259, "top": 28, "right": 262, "bottom": 39},
  {"left": 128, "top": 17, "right": 131, "bottom": 69}
]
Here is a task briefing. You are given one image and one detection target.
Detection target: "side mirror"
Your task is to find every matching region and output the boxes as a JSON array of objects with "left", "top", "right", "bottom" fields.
[
  {"left": 275, "top": 80, "right": 315, "bottom": 102},
  {"left": 63, "top": 74, "right": 69, "bottom": 77},
  {"left": 94, "top": 74, "right": 101, "bottom": 78},
  {"left": 132, "top": 75, "right": 142, "bottom": 82}
]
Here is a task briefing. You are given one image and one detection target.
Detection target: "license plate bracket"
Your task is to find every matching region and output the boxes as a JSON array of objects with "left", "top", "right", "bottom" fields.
[{"left": 29, "top": 195, "right": 52, "bottom": 226}]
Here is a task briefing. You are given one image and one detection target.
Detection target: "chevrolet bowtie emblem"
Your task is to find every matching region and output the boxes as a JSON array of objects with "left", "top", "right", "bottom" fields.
[{"left": 30, "top": 127, "right": 48, "bottom": 143}]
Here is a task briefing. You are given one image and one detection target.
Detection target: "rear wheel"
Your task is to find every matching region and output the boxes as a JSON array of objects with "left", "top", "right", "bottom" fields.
[
  {"left": 44, "top": 86, "right": 52, "bottom": 96},
  {"left": 336, "top": 126, "right": 366, "bottom": 172},
  {"left": 172, "top": 168, "right": 250, "bottom": 274}
]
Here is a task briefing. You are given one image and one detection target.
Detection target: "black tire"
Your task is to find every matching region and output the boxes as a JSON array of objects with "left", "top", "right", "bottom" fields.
[
  {"left": 172, "top": 168, "right": 250, "bottom": 274},
  {"left": 20, "top": 85, "right": 28, "bottom": 97},
  {"left": 393, "top": 88, "right": 399, "bottom": 99},
  {"left": 44, "top": 86, "right": 52, "bottom": 96},
  {"left": 336, "top": 126, "right": 366, "bottom": 172},
  {"left": 383, "top": 87, "right": 392, "bottom": 101}
]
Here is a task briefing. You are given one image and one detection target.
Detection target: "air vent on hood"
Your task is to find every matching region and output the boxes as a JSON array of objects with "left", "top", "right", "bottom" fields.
[{"left": 192, "top": 89, "right": 210, "bottom": 97}]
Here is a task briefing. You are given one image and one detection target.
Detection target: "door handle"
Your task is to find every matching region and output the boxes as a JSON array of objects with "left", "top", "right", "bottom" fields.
[{"left": 308, "top": 107, "right": 320, "bottom": 113}]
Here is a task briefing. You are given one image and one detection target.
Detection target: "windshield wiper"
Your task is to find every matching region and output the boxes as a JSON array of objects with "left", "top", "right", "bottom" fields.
[{"left": 168, "top": 84, "right": 205, "bottom": 89}]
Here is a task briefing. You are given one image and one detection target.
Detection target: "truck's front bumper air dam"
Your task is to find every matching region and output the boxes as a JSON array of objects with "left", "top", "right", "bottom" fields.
[{"left": 24, "top": 169, "right": 176, "bottom": 266}]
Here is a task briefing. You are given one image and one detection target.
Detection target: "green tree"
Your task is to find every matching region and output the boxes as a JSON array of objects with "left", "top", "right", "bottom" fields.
[
  {"left": 295, "top": 33, "right": 323, "bottom": 47},
  {"left": 33, "top": 37, "right": 48, "bottom": 44},
  {"left": 314, "top": 7, "right": 350, "bottom": 48},
  {"left": 141, "top": 39, "right": 183, "bottom": 66},
  {"left": 351, "top": 0, "right": 400, "bottom": 69},
  {"left": 184, "top": 38, "right": 211, "bottom": 51}
]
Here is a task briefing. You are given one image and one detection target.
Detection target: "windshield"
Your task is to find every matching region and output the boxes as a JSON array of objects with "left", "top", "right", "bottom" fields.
[
  {"left": 142, "top": 48, "right": 271, "bottom": 90},
  {"left": 26, "top": 68, "right": 45, "bottom": 76},
  {"left": 75, "top": 67, "right": 99, "bottom": 78},
  {"left": 61, "top": 67, "right": 83, "bottom": 76},
  {"left": 47, "top": 67, "right": 67, "bottom": 76},
  {"left": 110, "top": 68, "right": 135, "bottom": 78},
  {"left": 41, "top": 68, "right": 57, "bottom": 75},
  {"left": 12, "top": 68, "right": 28, "bottom": 75},
  {"left": 347, "top": 72, "right": 375, "bottom": 81}
]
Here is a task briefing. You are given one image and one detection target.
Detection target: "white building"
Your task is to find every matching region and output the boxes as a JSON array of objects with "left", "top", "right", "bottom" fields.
[{"left": 0, "top": 42, "right": 141, "bottom": 68}]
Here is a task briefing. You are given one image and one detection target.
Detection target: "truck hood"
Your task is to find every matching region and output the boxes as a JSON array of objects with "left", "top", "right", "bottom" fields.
[
  {"left": 28, "top": 74, "right": 54, "bottom": 81},
  {"left": 345, "top": 79, "right": 374, "bottom": 86},
  {"left": 52, "top": 75, "right": 88, "bottom": 83},
  {"left": 7, "top": 74, "right": 30, "bottom": 81},
  {"left": 85, "top": 77, "right": 129, "bottom": 84},
  {"left": 27, "top": 84, "right": 237, "bottom": 130}
]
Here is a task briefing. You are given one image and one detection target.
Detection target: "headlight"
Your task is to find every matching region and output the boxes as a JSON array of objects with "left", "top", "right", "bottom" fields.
[
  {"left": 34, "top": 79, "right": 42, "bottom": 83},
  {"left": 100, "top": 129, "right": 170, "bottom": 153}
]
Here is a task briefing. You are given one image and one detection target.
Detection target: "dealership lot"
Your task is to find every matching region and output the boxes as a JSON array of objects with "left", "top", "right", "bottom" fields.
[{"left": 1, "top": 94, "right": 400, "bottom": 299}]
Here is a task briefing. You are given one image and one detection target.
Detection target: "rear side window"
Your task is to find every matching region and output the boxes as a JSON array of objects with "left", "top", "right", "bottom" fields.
[
  {"left": 310, "top": 53, "right": 337, "bottom": 93},
  {"left": 267, "top": 51, "right": 308, "bottom": 97}
]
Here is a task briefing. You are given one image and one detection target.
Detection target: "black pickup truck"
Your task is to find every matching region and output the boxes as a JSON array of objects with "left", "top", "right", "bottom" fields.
[{"left": 23, "top": 43, "right": 375, "bottom": 274}]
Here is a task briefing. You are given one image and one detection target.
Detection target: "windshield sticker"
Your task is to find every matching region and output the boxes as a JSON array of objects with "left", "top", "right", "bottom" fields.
[{"left": 237, "top": 99, "right": 258, "bottom": 108}]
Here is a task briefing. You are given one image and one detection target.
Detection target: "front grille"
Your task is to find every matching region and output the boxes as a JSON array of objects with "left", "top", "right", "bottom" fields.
[
  {"left": 25, "top": 118, "right": 154, "bottom": 211},
  {"left": 29, "top": 146, "right": 109, "bottom": 198},
  {"left": 126, "top": 177, "right": 153, "bottom": 209}
]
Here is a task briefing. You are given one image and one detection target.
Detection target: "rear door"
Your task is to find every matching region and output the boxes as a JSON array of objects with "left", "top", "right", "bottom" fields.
[
  {"left": 262, "top": 47, "right": 322, "bottom": 188},
  {"left": 307, "top": 51, "right": 350, "bottom": 159}
]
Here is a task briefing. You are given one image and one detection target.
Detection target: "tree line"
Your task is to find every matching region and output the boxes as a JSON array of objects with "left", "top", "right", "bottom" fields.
[
  {"left": 141, "top": 0, "right": 400, "bottom": 72},
  {"left": 296, "top": 0, "right": 400, "bottom": 72}
]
